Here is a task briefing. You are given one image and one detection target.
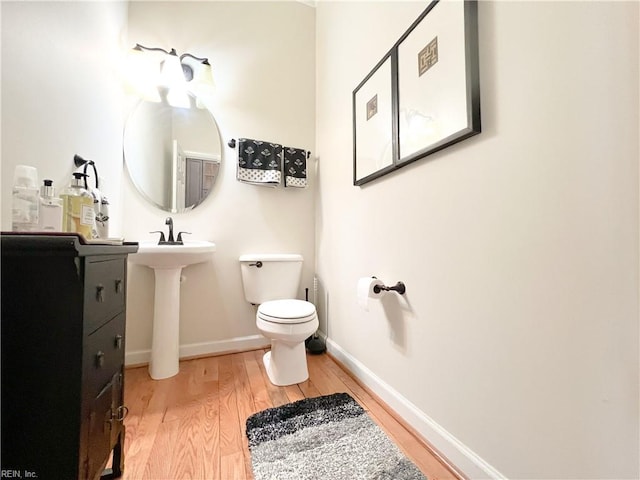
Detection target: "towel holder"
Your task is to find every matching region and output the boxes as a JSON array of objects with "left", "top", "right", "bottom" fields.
[
  {"left": 227, "top": 138, "right": 311, "bottom": 159},
  {"left": 73, "top": 154, "right": 100, "bottom": 190},
  {"left": 373, "top": 280, "right": 406, "bottom": 295}
]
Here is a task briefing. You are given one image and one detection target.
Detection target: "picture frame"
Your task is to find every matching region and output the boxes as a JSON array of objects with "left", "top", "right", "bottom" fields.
[
  {"left": 353, "top": 53, "right": 396, "bottom": 186},
  {"left": 352, "top": 0, "right": 480, "bottom": 186},
  {"left": 396, "top": 0, "right": 480, "bottom": 166}
]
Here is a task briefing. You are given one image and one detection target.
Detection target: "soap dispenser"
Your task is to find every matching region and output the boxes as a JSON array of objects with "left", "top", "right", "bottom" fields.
[
  {"left": 38, "top": 179, "right": 63, "bottom": 232},
  {"left": 61, "top": 172, "right": 94, "bottom": 239}
]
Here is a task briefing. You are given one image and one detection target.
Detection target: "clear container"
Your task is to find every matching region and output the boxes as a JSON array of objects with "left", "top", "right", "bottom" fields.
[{"left": 12, "top": 165, "right": 39, "bottom": 232}]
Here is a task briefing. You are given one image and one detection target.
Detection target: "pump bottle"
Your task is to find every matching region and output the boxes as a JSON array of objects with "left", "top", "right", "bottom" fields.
[
  {"left": 38, "top": 179, "right": 63, "bottom": 232},
  {"left": 61, "top": 172, "right": 94, "bottom": 239}
]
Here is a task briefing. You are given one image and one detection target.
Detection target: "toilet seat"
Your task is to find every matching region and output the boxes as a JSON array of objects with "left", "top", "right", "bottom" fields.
[{"left": 258, "top": 299, "right": 316, "bottom": 324}]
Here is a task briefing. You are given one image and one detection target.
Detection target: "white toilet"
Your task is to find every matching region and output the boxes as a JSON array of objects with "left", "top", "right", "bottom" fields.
[{"left": 239, "top": 254, "right": 318, "bottom": 386}]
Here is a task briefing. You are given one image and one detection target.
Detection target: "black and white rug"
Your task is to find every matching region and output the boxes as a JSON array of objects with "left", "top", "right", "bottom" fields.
[{"left": 245, "top": 392, "right": 427, "bottom": 480}]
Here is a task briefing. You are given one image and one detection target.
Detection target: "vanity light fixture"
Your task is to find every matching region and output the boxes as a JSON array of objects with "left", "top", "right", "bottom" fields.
[
  {"left": 180, "top": 53, "right": 214, "bottom": 83},
  {"left": 130, "top": 44, "right": 215, "bottom": 107}
]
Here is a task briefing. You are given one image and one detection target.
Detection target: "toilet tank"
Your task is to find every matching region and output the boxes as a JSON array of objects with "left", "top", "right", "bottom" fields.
[{"left": 239, "top": 254, "right": 303, "bottom": 304}]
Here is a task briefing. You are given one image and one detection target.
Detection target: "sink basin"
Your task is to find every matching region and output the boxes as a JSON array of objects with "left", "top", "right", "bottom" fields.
[
  {"left": 128, "top": 240, "right": 215, "bottom": 380},
  {"left": 129, "top": 241, "right": 216, "bottom": 268}
]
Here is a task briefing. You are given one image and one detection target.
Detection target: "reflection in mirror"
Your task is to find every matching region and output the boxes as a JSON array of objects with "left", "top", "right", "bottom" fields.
[{"left": 124, "top": 92, "right": 222, "bottom": 212}]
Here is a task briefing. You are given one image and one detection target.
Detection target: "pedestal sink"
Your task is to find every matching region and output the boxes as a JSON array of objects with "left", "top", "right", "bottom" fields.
[{"left": 129, "top": 241, "right": 216, "bottom": 380}]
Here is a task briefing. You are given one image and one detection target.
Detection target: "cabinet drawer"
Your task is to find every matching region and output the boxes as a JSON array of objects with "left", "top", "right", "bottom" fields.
[
  {"left": 84, "top": 313, "right": 125, "bottom": 399},
  {"left": 84, "top": 258, "right": 126, "bottom": 334}
]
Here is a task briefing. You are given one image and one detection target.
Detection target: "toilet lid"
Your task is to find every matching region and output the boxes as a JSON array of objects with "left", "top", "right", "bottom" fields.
[{"left": 258, "top": 299, "right": 316, "bottom": 324}]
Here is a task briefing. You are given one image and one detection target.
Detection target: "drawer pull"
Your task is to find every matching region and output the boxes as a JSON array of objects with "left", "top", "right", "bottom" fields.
[
  {"left": 112, "top": 405, "right": 129, "bottom": 422},
  {"left": 115, "top": 334, "right": 123, "bottom": 349},
  {"left": 115, "top": 279, "right": 123, "bottom": 293},
  {"left": 95, "top": 351, "right": 105, "bottom": 367},
  {"left": 96, "top": 284, "right": 105, "bottom": 302}
]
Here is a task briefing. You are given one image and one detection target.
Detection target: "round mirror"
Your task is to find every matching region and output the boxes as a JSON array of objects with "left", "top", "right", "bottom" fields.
[{"left": 124, "top": 92, "right": 222, "bottom": 212}]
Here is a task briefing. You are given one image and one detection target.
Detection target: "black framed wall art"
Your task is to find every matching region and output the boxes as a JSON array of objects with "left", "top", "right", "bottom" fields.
[
  {"left": 353, "top": 54, "right": 396, "bottom": 186},
  {"left": 352, "top": 0, "right": 480, "bottom": 186}
]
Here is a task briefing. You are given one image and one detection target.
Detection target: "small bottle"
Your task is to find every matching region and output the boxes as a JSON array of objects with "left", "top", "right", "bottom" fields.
[
  {"left": 38, "top": 179, "right": 63, "bottom": 232},
  {"left": 12, "top": 165, "right": 40, "bottom": 232},
  {"left": 96, "top": 194, "right": 110, "bottom": 239},
  {"left": 61, "top": 172, "right": 94, "bottom": 239}
]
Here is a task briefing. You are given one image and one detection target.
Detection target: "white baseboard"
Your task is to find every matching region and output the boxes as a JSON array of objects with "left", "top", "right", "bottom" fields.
[
  {"left": 326, "top": 338, "right": 507, "bottom": 480},
  {"left": 125, "top": 335, "right": 270, "bottom": 366}
]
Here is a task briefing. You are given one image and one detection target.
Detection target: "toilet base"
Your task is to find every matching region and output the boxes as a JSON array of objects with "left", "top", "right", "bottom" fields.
[{"left": 263, "top": 341, "right": 309, "bottom": 386}]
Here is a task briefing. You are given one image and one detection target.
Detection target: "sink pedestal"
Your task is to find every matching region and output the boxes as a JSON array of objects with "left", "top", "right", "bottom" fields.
[
  {"left": 149, "top": 268, "right": 182, "bottom": 380},
  {"left": 128, "top": 241, "right": 216, "bottom": 381}
]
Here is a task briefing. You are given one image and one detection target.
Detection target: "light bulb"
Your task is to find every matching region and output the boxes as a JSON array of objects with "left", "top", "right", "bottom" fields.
[{"left": 160, "top": 52, "right": 186, "bottom": 88}]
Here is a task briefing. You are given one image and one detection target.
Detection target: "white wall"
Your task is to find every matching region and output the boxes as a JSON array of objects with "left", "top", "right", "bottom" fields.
[
  {"left": 1, "top": 1, "right": 128, "bottom": 235},
  {"left": 316, "top": 1, "right": 639, "bottom": 479},
  {"left": 123, "top": 1, "right": 316, "bottom": 361}
]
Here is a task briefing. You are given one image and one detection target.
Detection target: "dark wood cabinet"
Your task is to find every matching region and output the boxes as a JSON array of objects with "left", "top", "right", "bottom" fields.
[{"left": 1, "top": 234, "right": 138, "bottom": 480}]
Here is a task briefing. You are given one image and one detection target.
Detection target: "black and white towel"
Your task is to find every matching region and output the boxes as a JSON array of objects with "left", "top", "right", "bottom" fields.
[
  {"left": 237, "top": 138, "right": 282, "bottom": 187},
  {"left": 283, "top": 147, "right": 308, "bottom": 188}
]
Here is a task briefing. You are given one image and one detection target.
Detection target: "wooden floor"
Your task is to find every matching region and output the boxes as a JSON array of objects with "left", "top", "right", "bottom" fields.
[{"left": 121, "top": 349, "right": 460, "bottom": 480}]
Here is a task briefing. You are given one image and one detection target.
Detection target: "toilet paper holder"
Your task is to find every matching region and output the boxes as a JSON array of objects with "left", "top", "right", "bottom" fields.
[{"left": 372, "top": 278, "right": 406, "bottom": 295}]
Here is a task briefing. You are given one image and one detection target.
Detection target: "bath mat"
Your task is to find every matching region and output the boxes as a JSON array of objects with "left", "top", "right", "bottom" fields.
[{"left": 246, "top": 392, "right": 427, "bottom": 480}]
